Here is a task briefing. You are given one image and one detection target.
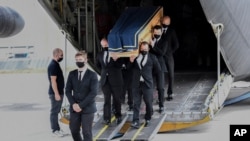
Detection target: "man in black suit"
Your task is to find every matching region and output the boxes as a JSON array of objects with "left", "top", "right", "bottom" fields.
[
  {"left": 121, "top": 57, "right": 133, "bottom": 111},
  {"left": 129, "top": 41, "right": 161, "bottom": 128},
  {"left": 65, "top": 51, "right": 99, "bottom": 141},
  {"left": 150, "top": 25, "right": 168, "bottom": 113},
  {"left": 97, "top": 38, "right": 123, "bottom": 125},
  {"left": 161, "top": 16, "right": 179, "bottom": 101}
]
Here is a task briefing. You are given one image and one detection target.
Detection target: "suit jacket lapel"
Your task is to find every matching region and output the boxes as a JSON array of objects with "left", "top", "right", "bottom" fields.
[
  {"left": 73, "top": 70, "right": 81, "bottom": 89},
  {"left": 82, "top": 69, "right": 89, "bottom": 82},
  {"left": 101, "top": 51, "right": 107, "bottom": 67}
]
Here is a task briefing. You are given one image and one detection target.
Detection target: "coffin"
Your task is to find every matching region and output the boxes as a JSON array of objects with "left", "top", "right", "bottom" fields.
[{"left": 107, "top": 6, "right": 163, "bottom": 57}]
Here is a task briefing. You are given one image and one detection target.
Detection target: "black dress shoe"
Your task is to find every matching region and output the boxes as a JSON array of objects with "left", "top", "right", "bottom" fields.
[
  {"left": 159, "top": 107, "right": 164, "bottom": 113},
  {"left": 104, "top": 120, "right": 110, "bottom": 125},
  {"left": 116, "top": 117, "right": 122, "bottom": 125},
  {"left": 112, "top": 108, "right": 116, "bottom": 114},
  {"left": 144, "top": 120, "right": 150, "bottom": 127},
  {"left": 166, "top": 95, "right": 173, "bottom": 101},
  {"left": 128, "top": 106, "right": 133, "bottom": 111},
  {"left": 131, "top": 121, "right": 140, "bottom": 129}
]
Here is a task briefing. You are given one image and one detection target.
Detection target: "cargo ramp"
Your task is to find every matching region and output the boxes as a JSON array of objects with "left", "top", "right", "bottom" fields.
[{"left": 60, "top": 71, "right": 234, "bottom": 141}]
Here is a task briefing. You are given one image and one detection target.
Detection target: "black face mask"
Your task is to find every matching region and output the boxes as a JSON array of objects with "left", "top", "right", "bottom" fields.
[
  {"left": 76, "top": 62, "right": 85, "bottom": 68},
  {"left": 57, "top": 57, "right": 63, "bottom": 62},
  {"left": 140, "top": 51, "right": 148, "bottom": 55},
  {"left": 103, "top": 47, "right": 108, "bottom": 51},
  {"left": 162, "top": 24, "right": 168, "bottom": 28},
  {"left": 154, "top": 34, "right": 160, "bottom": 39}
]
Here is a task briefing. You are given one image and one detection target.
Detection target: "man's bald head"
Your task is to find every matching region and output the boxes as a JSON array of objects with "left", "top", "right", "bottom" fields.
[
  {"left": 100, "top": 38, "right": 109, "bottom": 48},
  {"left": 162, "top": 16, "right": 171, "bottom": 26}
]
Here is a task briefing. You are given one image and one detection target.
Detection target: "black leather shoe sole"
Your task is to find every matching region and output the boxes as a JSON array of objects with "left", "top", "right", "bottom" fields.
[
  {"left": 103, "top": 120, "right": 110, "bottom": 125},
  {"left": 131, "top": 122, "right": 140, "bottom": 129},
  {"left": 116, "top": 118, "right": 122, "bottom": 125},
  {"left": 144, "top": 120, "right": 150, "bottom": 127},
  {"left": 166, "top": 95, "right": 173, "bottom": 101},
  {"left": 158, "top": 107, "right": 164, "bottom": 113}
]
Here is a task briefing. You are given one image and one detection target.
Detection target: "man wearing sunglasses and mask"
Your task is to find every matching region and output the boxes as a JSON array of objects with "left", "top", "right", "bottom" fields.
[
  {"left": 150, "top": 25, "right": 168, "bottom": 114},
  {"left": 129, "top": 41, "right": 161, "bottom": 128},
  {"left": 161, "top": 15, "right": 179, "bottom": 101},
  {"left": 65, "top": 51, "right": 99, "bottom": 141},
  {"left": 96, "top": 38, "right": 124, "bottom": 125}
]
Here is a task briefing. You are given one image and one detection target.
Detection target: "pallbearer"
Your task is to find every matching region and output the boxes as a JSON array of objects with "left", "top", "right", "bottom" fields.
[
  {"left": 96, "top": 38, "right": 123, "bottom": 125},
  {"left": 128, "top": 41, "right": 161, "bottom": 129},
  {"left": 150, "top": 25, "right": 168, "bottom": 113}
]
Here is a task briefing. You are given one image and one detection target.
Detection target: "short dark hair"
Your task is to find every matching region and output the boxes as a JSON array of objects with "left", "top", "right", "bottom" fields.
[
  {"left": 140, "top": 41, "right": 149, "bottom": 47},
  {"left": 153, "top": 25, "right": 162, "bottom": 31},
  {"left": 75, "top": 50, "right": 88, "bottom": 59},
  {"left": 139, "top": 41, "right": 150, "bottom": 50}
]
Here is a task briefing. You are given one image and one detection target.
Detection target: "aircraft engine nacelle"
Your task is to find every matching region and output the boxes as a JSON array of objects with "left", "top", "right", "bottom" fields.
[{"left": 0, "top": 6, "right": 25, "bottom": 38}]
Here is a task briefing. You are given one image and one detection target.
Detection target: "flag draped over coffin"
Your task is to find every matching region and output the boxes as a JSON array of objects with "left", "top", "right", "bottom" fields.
[{"left": 108, "top": 7, "right": 161, "bottom": 52}]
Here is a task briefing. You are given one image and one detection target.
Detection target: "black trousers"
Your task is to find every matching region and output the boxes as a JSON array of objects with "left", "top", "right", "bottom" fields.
[
  {"left": 155, "top": 71, "right": 165, "bottom": 107},
  {"left": 132, "top": 82, "right": 153, "bottom": 122},
  {"left": 69, "top": 112, "right": 94, "bottom": 141},
  {"left": 102, "top": 80, "right": 122, "bottom": 120},
  {"left": 121, "top": 68, "right": 133, "bottom": 107},
  {"left": 165, "top": 54, "right": 174, "bottom": 95}
]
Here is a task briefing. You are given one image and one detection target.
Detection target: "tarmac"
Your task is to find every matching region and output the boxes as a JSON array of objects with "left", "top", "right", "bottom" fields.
[{"left": 0, "top": 72, "right": 250, "bottom": 141}]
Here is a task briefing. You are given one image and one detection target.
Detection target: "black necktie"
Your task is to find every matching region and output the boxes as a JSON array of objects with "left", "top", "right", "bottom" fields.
[
  {"left": 140, "top": 55, "right": 145, "bottom": 69},
  {"left": 163, "top": 29, "right": 166, "bottom": 35},
  {"left": 155, "top": 39, "right": 158, "bottom": 47},
  {"left": 78, "top": 71, "right": 82, "bottom": 81}
]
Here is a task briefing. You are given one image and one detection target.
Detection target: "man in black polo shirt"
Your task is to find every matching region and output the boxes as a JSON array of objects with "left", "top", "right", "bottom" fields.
[{"left": 47, "top": 48, "right": 65, "bottom": 137}]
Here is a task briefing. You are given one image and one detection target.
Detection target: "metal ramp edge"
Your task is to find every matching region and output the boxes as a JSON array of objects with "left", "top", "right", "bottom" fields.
[
  {"left": 93, "top": 114, "right": 128, "bottom": 141},
  {"left": 59, "top": 73, "right": 234, "bottom": 134},
  {"left": 223, "top": 91, "right": 250, "bottom": 106},
  {"left": 158, "top": 73, "right": 234, "bottom": 132},
  {"left": 159, "top": 114, "right": 211, "bottom": 132},
  {"left": 205, "top": 73, "right": 234, "bottom": 117},
  {"left": 121, "top": 113, "right": 167, "bottom": 141}
]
